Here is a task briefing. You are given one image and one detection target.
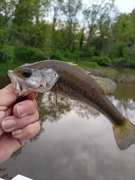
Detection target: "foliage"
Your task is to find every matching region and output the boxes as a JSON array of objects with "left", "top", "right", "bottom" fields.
[
  {"left": 14, "top": 46, "right": 45, "bottom": 63},
  {"left": 91, "top": 56, "right": 111, "bottom": 66},
  {"left": 128, "top": 59, "right": 135, "bottom": 68},
  {"left": 81, "top": 61, "right": 100, "bottom": 69},
  {"left": 0, "top": 0, "right": 135, "bottom": 70},
  {"left": 50, "top": 49, "right": 66, "bottom": 61}
]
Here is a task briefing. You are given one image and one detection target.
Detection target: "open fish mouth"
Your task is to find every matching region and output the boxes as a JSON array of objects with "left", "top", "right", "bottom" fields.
[
  {"left": 7, "top": 68, "right": 60, "bottom": 96},
  {"left": 8, "top": 70, "right": 29, "bottom": 96}
]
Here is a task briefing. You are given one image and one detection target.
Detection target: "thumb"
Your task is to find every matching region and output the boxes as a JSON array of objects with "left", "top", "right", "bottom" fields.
[{"left": 0, "top": 84, "right": 17, "bottom": 108}]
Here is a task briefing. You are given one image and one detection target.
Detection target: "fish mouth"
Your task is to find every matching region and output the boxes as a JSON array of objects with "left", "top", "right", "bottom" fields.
[{"left": 8, "top": 70, "right": 30, "bottom": 96}]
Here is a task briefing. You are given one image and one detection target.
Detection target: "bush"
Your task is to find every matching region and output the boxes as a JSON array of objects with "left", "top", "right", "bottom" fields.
[
  {"left": 111, "top": 57, "right": 127, "bottom": 67},
  {"left": 4, "top": 46, "right": 16, "bottom": 63},
  {"left": 84, "top": 61, "right": 100, "bottom": 68},
  {"left": 91, "top": 56, "right": 111, "bottom": 66},
  {"left": 14, "top": 46, "right": 45, "bottom": 63},
  {"left": 50, "top": 50, "right": 66, "bottom": 61},
  {"left": 63, "top": 49, "right": 80, "bottom": 61},
  {"left": 128, "top": 59, "right": 135, "bottom": 68}
]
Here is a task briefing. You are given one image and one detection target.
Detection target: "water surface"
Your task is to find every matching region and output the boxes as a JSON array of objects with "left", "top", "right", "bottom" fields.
[{"left": 0, "top": 79, "right": 135, "bottom": 180}]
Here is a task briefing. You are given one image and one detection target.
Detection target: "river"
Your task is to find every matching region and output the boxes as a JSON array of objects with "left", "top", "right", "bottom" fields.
[{"left": 0, "top": 77, "right": 135, "bottom": 180}]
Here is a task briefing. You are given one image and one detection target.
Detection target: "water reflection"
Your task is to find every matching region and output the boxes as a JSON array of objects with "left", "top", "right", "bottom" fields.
[
  {"left": 37, "top": 93, "right": 71, "bottom": 123},
  {"left": 114, "top": 83, "right": 135, "bottom": 101},
  {"left": 0, "top": 81, "right": 135, "bottom": 180},
  {"left": 109, "top": 96, "right": 135, "bottom": 120},
  {"left": 0, "top": 168, "right": 11, "bottom": 180},
  {"left": 38, "top": 93, "right": 99, "bottom": 122},
  {"left": 38, "top": 92, "right": 135, "bottom": 124}
]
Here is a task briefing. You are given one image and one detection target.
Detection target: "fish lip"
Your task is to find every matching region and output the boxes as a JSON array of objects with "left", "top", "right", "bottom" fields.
[
  {"left": 8, "top": 70, "right": 28, "bottom": 96},
  {"left": 8, "top": 70, "right": 19, "bottom": 90}
]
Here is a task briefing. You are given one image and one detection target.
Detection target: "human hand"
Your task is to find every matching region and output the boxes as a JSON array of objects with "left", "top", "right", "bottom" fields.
[{"left": 0, "top": 84, "right": 40, "bottom": 163}]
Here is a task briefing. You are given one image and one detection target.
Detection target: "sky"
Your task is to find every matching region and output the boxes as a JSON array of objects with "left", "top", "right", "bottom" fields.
[
  {"left": 83, "top": 0, "right": 135, "bottom": 13},
  {"left": 115, "top": 0, "right": 135, "bottom": 13}
]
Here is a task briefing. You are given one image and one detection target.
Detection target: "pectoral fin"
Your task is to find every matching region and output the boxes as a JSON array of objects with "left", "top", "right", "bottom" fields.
[
  {"left": 74, "top": 102, "right": 100, "bottom": 117},
  {"left": 85, "top": 106, "right": 100, "bottom": 117}
]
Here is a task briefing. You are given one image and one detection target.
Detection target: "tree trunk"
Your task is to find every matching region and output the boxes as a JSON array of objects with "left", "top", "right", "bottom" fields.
[
  {"left": 51, "top": 17, "right": 56, "bottom": 49},
  {"left": 79, "top": 28, "right": 84, "bottom": 50},
  {"left": 67, "top": 23, "right": 73, "bottom": 50},
  {"left": 126, "top": 39, "right": 135, "bottom": 65},
  {"left": 86, "top": 26, "right": 93, "bottom": 52},
  {"left": 106, "top": 43, "right": 113, "bottom": 57}
]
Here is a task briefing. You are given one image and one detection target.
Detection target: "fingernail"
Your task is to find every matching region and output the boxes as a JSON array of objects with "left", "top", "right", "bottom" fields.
[
  {"left": 17, "top": 104, "right": 28, "bottom": 117},
  {"left": 2, "top": 119, "right": 16, "bottom": 131},
  {"left": 12, "top": 129, "right": 22, "bottom": 137}
]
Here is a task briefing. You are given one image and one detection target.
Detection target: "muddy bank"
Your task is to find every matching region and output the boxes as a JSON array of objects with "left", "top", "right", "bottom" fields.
[{"left": 88, "top": 68, "right": 135, "bottom": 83}]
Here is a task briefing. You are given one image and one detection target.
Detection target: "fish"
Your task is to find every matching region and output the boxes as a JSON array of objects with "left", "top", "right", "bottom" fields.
[{"left": 7, "top": 60, "right": 135, "bottom": 150}]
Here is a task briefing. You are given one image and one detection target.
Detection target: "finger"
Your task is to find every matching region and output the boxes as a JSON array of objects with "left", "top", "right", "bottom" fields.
[
  {"left": 0, "top": 111, "right": 5, "bottom": 136},
  {"left": 0, "top": 84, "right": 17, "bottom": 108},
  {"left": 27, "top": 92, "right": 38, "bottom": 100},
  {"left": 13, "top": 99, "right": 37, "bottom": 118},
  {"left": 2, "top": 110, "right": 39, "bottom": 132},
  {"left": 12, "top": 121, "right": 41, "bottom": 140},
  {"left": 0, "top": 107, "right": 13, "bottom": 136}
]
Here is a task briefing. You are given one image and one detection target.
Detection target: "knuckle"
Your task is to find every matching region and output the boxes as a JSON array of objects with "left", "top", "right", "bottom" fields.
[
  {"left": 29, "top": 100, "right": 37, "bottom": 113},
  {"left": 27, "top": 127, "right": 34, "bottom": 137},
  {"left": 26, "top": 122, "right": 40, "bottom": 138}
]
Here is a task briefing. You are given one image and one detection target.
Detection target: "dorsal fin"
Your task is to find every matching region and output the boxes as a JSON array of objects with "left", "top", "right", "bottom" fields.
[
  {"left": 67, "top": 62, "right": 86, "bottom": 73},
  {"left": 67, "top": 62, "right": 78, "bottom": 66},
  {"left": 89, "top": 75, "right": 117, "bottom": 94}
]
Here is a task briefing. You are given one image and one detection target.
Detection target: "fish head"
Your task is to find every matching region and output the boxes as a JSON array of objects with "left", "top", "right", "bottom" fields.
[{"left": 8, "top": 65, "right": 59, "bottom": 96}]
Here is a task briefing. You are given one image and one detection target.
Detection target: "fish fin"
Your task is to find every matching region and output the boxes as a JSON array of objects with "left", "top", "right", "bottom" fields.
[
  {"left": 113, "top": 119, "right": 135, "bottom": 150},
  {"left": 67, "top": 62, "right": 78, "bottom": 66},
  {"left": 90, "top": 75, "right": 117, "bottom": 94},
  {"left": 55, "top": 92, "right": 58, "bottom": 106},
  {"left": 72, "top": 101, "right": 100, "bottom": 117},
  {"left": 53, "top": 84, "right": 58, "bottom": 106},
  {"left": 85, "top": 106, "right": 100, "bottom": 117},
  {"left": 68, "top": 62, "right": 86, "bottom": 73}
]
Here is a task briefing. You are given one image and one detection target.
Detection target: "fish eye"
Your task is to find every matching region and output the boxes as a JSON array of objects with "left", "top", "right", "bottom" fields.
[{"left": 22, "top": 69, "right": 32, "bottom": 78}]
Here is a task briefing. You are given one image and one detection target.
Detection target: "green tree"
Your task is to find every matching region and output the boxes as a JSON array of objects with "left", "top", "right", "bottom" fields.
[
  {"left": 60, "top": 0, "right": 82, "bottom": 50},
  {"left": 126, "top": 9, "right": 135, "bottom": 65},
  {"left": 112, "top": 11, "right": 135, "bottom": 66},
  {"left": 0, "top": 0, "right": 16, "bottom": 61}
]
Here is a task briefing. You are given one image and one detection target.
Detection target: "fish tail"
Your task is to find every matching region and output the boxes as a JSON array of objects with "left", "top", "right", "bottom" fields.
[{"left": 113, "top": 119, "right": 135, "bottom": 150}]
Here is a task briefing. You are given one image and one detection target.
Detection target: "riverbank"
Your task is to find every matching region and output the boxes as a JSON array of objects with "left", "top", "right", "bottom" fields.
[
  {"left": 0, "top": 60, "right": 135, "bottom": 84},
  {"left": 77, "top": 61, "right": 135, "bottom": 83},
  {"left": 87, "top": 67, "right": 135, "bottom": 83}
]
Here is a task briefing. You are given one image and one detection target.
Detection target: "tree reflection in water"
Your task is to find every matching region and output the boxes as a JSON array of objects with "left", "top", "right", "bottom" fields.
[
  {"left": 0, "top": 168, "right": 12, "bottom": 180},
  {"left": 109, "top": 96, "right": 135, "bottom": 120},
  {"left": 37, "top": 93, "right": 71, "bottom": 123},
  {"left": 38, "top": 92, "right": 135, "bottom": 124}
]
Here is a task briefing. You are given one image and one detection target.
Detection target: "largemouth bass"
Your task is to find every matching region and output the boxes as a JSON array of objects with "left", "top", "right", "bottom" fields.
[{"left": 8, "top": 60, "right": 135, "bottom": 150}]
